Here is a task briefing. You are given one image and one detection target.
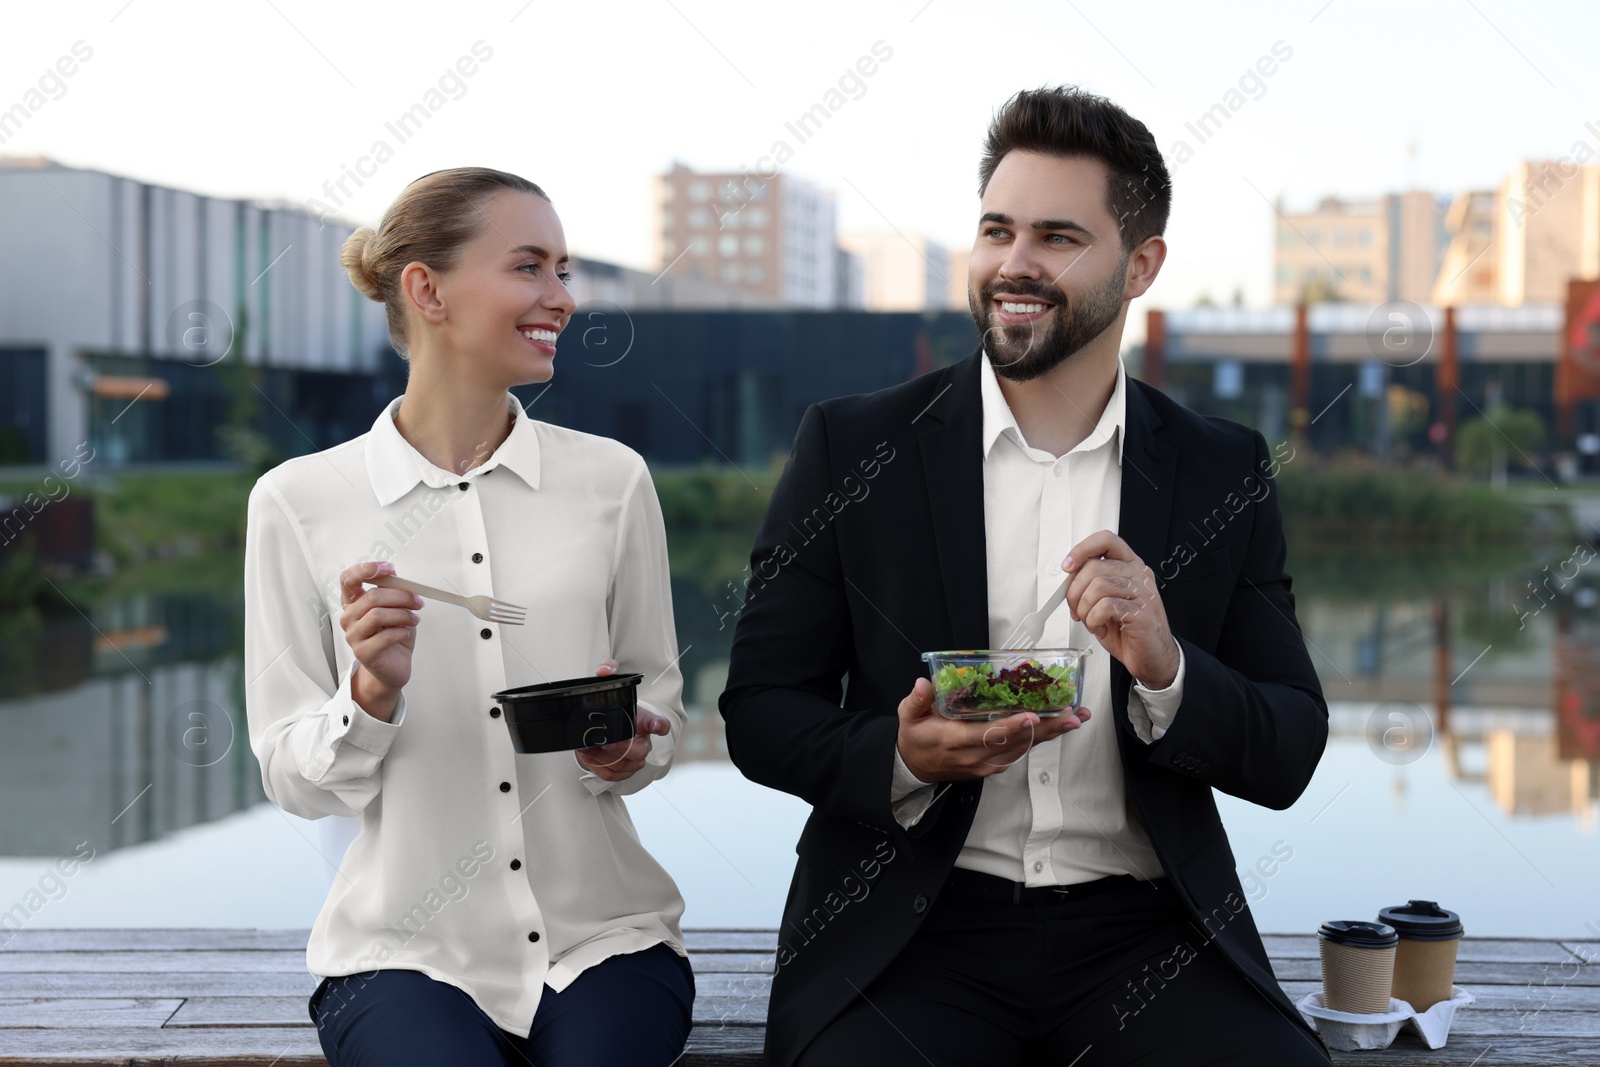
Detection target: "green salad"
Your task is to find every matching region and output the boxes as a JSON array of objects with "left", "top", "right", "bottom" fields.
[{"left": 931, "top": 659, "right": 1078, "bottom": 715}]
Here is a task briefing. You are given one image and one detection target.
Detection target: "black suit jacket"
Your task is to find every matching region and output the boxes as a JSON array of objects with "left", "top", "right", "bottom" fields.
[{"left": 719, "top": 348, "right": 1329, "bottom": 1066}]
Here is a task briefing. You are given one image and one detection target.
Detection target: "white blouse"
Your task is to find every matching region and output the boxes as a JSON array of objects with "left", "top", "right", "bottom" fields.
[{"left": 243, "top": 392, "right": 689, "bottom": 1035}]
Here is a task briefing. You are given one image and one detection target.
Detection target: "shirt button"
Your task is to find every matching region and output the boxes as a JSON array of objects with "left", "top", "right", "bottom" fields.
[
  {"left": 472, "top": 552, "right": 483, "bottom": 564},
  {"left": 912, "top": 895, "right": 928, "bottom": 914},
  {"left": 1053, "top": 464, "right": 1063, "bottom": 477},
  {"left": 342, "top": 715, "right": 349, "bottom": 726},
  {"left": 1034, "top": 860, "right": 1045, "bottom": 873},
  {"left": 481, "top": 628, "right": 492, "bottom": 640},
  {"left": 499, "top": 781, "right": 511, "bottom": 793},
  {"left": 458, "top": 482, "right": 469, "bottom": 491},
  {"left": 1038, "top": 771, "right": 1050, "bottom": 784},
  {"left": 528, "top": 931, "right": 541, "bottom": 943},
  {"left": 489, "top": 706, "right": 501, "bottom": 718},
  {"left": 510, "top": 859, "right": 522, "bottom": 871}
]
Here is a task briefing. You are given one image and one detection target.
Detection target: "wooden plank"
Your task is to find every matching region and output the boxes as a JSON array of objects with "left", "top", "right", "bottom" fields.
[
  {"left": 0, "top": 930, "right": 309, "bottom": 953},
  {"left": 1260, "top": 934, "right": 1583, "bottom": 965},
  {"left": 0, "top": 973, "right": 320, "bottom": 999},
  {"left": 0, "top": 952, "right": 307, "bottom": 975},
  {"left": 160, "top": 998, "right": 308, "bottom": 1029},
  {"left": 0, "top": 1025, "right": 327, "bottom": 1062},
  {"left": 0, "top": 998, "right": 181, "bottom": 1029},
  {"left": 1435, "top": 1008, "right": 1600, "bottom": 1039},
  {"left": 1564, "top": 941, "right": 1599, "bottom": 964},
  {"left": 1279, "top": 979, "right": 1600, "bottom": 1014},
  {"left": 683, "top": 930, "right": 778, "bottom": 953},
  {"left": 1270, "top": 958, "right": 1600, "bottom": 986},
  {"left": 1331, "top": 1036, "right": 1600, "bottom": 1066}
]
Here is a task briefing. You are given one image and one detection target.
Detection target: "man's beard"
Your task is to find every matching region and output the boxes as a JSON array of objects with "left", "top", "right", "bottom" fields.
[{"left": 970, "top": 256, "right": 1128, "bottom": 382}]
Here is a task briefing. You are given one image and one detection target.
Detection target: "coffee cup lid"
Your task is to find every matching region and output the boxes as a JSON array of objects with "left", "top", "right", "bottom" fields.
[
  {"left": 1377, "top": 900, "right": 1463, "bottom": 941},
  {"left": 1317, "top": 920, "right": 1399, "bottom": 948}
]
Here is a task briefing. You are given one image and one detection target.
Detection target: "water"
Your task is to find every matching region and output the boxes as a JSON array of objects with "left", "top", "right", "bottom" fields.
[{"left": 1, "top": 534, "right": 1596, "bottom": 938}]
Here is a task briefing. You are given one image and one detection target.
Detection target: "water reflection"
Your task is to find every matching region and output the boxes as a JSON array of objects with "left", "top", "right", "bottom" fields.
[{"left": 3, "top": 537, "right": 1598, "bottom": 860}]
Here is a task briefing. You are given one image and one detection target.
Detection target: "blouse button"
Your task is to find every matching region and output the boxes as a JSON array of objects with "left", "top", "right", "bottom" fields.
[
  {"left": 458, "top": 482, "right": 469, "bottom": 491},
  {"left": 499, "top": 781, "right": 511, "bottom": 793},
  {"left": 489, "top": 707, "right": 501, "bottom": 718},
  {"left": 472, "top": 552, "right": 484, "bottom": 564},
  {"left": 510, "top": 859, "right": 522, "bottom": 871},
  {"left": 342, "top": 715, "right": 349, "bottom": 726},
  {"left": 481, "top": 628, "right": 492, "bottom": 640},
  {"left": 527, "top": 931, "right": 541, "bottom": 943}
]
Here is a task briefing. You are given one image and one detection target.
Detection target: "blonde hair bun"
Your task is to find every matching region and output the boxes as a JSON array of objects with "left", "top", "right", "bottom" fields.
[{"left": 340, "top": 227, "right": 383, "bottom": 301}]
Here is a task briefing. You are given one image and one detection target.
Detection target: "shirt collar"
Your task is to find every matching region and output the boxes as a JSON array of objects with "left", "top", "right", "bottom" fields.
[
  {"left": 978, "top": 349, "right": 1127, "bottom": 465},
  {"left": 366, "top": 392, "right": 542, "bottom": 507}
]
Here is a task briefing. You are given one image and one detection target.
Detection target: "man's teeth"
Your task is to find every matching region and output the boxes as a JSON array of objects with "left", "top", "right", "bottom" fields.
[
  {"left": 1000, "top": 301, "right": 1049, "bottom": 314},
  {"left": 521, "top": 329, "right": 558, "bottom": 344}
]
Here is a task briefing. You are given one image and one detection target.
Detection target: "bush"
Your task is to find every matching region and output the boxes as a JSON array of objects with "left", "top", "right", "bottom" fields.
[
  {"left": 651, "top": 463, "right": 778, "bottom": 530},
  {"left": 1276, "top": 462, "right": 1528, "bottom": 548}
]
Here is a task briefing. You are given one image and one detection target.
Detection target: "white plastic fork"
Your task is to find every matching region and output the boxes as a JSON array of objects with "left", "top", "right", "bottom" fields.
[
  {"left": 1001, "top": 581, "right": 1067, "bottom": 649},
  {"left": 370, "top": 574, "right": 527, "bottom": 626}
]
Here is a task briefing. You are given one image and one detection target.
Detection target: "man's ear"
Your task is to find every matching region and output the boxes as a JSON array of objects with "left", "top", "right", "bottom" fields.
[
  {"left": 400, "top": 261, "right": 447, "bottom": 326},
  {"left": 1123, "top": 236, "right": 1167, "bottom": 301}
]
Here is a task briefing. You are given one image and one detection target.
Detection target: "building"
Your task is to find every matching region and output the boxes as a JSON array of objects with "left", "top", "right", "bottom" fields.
[
  {"left": 1144, "top": 303, "right": 1566, "bottom": 458},
  {"left": 1496, "top": 159, "right": 1600, "bottom": 306},
  {"left": 1433, "top": 190, "right": 1499, "bottom": 306},
  {"left": 946, "top": 246, "right": 970, "bottom": 311},
  {"left": 0, "top": 158, "right": 785, "bottom": 470},
  {"left": 654, "top": 163, "right": 838, "bottom": 307},
  {"left": 563, "top": 256, "right": 780, "bottom": 311},
  {"left": 837, "top": 230, "right": 954, "bottom": 311},
  {"left": 1272, "top": 192, "right": 1447, "bottom": 307},
  {"left": 0, "top": 156, "right": 398, "bottom": 468}
]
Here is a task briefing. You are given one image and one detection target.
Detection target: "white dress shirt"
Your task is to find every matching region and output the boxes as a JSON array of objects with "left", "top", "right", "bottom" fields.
[
  {"left": 892, "top": 354, "right": 1187, "bottom": 886},
  {"left": 244, "top": 392, "right": 688, "bottom": 1035}
]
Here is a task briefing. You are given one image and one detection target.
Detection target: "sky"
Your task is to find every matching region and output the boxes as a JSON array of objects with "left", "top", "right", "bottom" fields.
[{"left": 4, "top": 0, "right": 1598, "bottom": 345}]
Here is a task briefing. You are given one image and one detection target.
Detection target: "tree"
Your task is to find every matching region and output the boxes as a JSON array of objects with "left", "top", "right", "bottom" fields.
[{"left": 1455, "top": 405, "right": 1544, "bottom": 486}]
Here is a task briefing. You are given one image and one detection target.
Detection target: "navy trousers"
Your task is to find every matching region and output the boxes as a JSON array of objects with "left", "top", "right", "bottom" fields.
[{"left": 308, "top": 941, "right": 695, "bottom": 1067}]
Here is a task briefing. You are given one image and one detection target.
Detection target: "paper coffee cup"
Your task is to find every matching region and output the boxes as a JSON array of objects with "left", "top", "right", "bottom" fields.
[
  {"left": 1379, "top": 900, "right": 1464, "bottom": 1012},
  {"left": 1317, "top": 921, "right": 1398, "bottom": 1014}
]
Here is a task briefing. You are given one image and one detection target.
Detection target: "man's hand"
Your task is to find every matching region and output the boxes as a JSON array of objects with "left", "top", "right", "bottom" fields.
[
  {"left": 1064, "top": 530, "right": 1179, "bottom": 689},
  {"left": 896, "top": 676, "right": 1090, "bottom": 782},
  {"left": 575, "top": 660, "right": 671, "bottom": 782}
]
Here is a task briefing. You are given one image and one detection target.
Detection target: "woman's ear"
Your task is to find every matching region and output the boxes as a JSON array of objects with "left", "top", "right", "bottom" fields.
[{"left": 400, "top": 260, "right": 447, "bottom": 325}]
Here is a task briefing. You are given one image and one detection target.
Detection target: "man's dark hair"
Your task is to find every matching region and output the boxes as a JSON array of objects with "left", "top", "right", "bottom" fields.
[{"left": 978, "top": 86, "right": 1171, "bottom": 255}]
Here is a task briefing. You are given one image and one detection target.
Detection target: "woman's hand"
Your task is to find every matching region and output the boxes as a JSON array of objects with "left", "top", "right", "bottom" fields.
[
  {"left": 338, "top": 560, "right": 422, "bottom": 722},
  {"left": 575, "top": 659, "right": 671, "bottom": 782}
]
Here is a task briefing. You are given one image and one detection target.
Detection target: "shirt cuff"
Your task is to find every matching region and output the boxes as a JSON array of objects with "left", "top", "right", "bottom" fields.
[
  {"left": 1127, "top": 640, "right": 1185, "bottom": 744},
  {"left": 890, "top": 744, "right": 937, "bottom": 828},
  {"left": 303, "top": 663, "right": 403, "bottom": 782},
  {"left": 339, "top": 664, "right": 406, "bottom": 749}
]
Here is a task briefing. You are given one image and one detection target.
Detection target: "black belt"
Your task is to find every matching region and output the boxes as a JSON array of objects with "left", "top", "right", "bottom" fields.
[{"left": 940, "top": 866, "right": 1159, "bottom": 906}]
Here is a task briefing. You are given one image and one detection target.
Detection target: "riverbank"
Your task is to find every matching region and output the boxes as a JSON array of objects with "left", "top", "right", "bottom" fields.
[{"left": 0, "top": 462, "right": 1586, "bottom": 609}]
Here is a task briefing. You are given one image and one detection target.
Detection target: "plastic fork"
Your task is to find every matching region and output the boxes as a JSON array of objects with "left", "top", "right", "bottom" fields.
[
  {"left": 370, "top": 574, "right": 527, "bottom": 626},
  {"left": 1001, "top": 581, "right": 1067, "bottom": 649}
]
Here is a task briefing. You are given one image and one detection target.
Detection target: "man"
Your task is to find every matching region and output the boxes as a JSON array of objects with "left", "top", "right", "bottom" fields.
[{"left": 719, "top": 86, "right": 1332, "bottom": 1066}]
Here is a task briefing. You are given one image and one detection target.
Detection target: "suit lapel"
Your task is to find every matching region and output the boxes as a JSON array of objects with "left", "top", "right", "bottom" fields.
[
  {"left": 1112, "top": 379, "right": 1178, "bottom": 721},
  {"left": 1118, "top": 380, "right": 1177, "bottom": 584},
  {"left": 918, "top": 350, "right": 989, "bottom": 649}
]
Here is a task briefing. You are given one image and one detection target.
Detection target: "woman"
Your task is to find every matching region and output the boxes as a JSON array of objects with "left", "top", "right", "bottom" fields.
[{"left": 242, "top": 167, "right": 694, "bottom": 1066}]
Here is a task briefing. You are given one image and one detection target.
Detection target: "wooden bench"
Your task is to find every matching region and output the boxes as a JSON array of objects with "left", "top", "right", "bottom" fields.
[{"left": 0, "top": 929, "right": 1594, "bottom": 1065}]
